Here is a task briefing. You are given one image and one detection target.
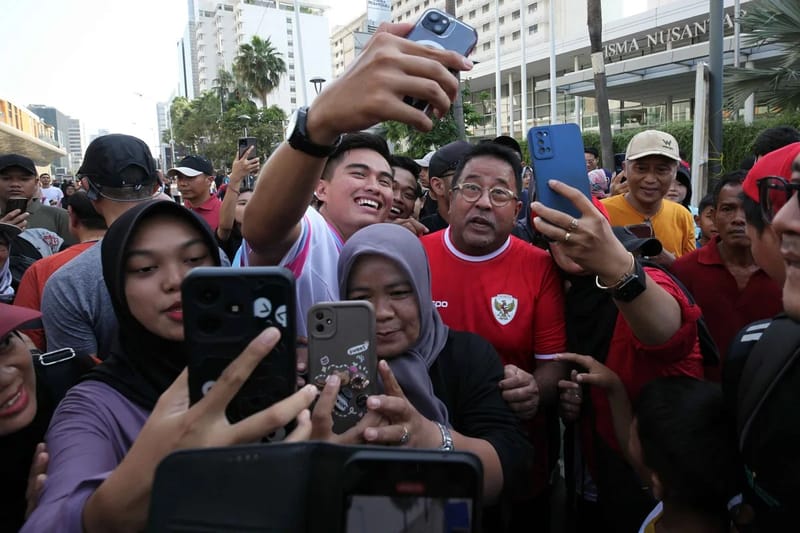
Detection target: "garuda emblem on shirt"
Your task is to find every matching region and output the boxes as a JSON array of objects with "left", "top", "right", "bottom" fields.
[{"left": 492, "top": 294, "right": 518, "bottom": 325}]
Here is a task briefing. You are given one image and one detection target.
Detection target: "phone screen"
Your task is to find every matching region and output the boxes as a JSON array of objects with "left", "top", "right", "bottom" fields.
[
  {"left": 238, "top": 137, "right": 257, "bottom": 159},
  {"left": 344, "top": 494, "right": 473, "bottom": 533},
  {"left": 5, "top": 197, "right": 28, "bottom": 214}
]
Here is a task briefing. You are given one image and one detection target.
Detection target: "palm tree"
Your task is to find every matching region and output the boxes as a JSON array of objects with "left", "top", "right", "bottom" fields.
[
  {"left": 725, "top": 0, "right": 800, "bottom": 111},
  {"left": 587, "top": 0, "right": 614, "bottom": 172},
  {"left": 233, "top": 36, "right": 287, "bottom": 108}
]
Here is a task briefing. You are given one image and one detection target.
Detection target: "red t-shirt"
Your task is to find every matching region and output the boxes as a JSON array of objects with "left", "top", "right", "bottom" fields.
[
  {"left": 422, "top": 228, "right": 567, "bottom": 497},
  {"left": 185, "top": 195, "right": 222, "bottom": 231},
  {"left": 15, "top": 241, "right": 98, "bottom": 350},
  {"left": 670, "top": 237, "right": 783, "bottom": 381}
]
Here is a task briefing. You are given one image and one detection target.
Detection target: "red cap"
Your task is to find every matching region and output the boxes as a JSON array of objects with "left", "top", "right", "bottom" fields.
[
  {"left": 742, "top": 142, "right": 800, "bottom": 202},
  {"left": 0, "top": 303, "right": 41, "bottom": 338}
]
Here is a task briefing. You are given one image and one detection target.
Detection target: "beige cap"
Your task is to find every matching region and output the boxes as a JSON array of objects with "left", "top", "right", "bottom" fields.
[{"left": 625, "top": 130, "right": 681, "bottom": 161}]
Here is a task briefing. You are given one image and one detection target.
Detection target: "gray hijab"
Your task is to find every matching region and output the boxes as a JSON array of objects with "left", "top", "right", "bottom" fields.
[{"left": 338, "top": 223, "right": 450, "bottom": 426}]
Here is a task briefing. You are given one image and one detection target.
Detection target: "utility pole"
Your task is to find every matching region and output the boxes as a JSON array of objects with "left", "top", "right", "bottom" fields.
[{"left": 709, "top": 0, "right": 724, "bottom": 178}]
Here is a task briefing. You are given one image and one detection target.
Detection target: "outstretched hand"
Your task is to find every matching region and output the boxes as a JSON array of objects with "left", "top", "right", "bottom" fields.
[
  {"left": 499, "top": 364, "right": 540, "bottom": 420},
  {"left": 557, "top": 370, "right": 583, "bottom": 423},
  {"left": 556, "top": 352, "right": 624, "bottom": 392},
  {"left": 309, "top": 373, "right": 387, "bottom": 444}
]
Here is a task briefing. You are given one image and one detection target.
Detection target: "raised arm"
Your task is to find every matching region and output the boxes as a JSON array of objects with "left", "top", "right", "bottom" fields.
[
  {"left": 216, "top": 147, "right": 259, "bottom": 243},
  {"left": 242, "top": 23, "right": 472, "bottom": 265}
]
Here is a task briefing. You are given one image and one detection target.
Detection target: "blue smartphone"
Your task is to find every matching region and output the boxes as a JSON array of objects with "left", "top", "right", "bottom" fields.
[{"left": 528, "top": 123, "right": 592, "bottom": 219}]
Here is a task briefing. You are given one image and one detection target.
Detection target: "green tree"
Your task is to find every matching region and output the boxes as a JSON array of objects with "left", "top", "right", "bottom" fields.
[
  {"left": 383, "top": 88, "right": 486, "bottom": 156},
  {"left": 725, "top": 0, "right": 800, "bottom": 111},
  {"left": 233, "top": 36, "right": 287, "bottom": 108}
]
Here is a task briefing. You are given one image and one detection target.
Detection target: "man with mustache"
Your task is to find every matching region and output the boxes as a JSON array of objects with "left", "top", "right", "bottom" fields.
[
  {"left": 670, "top": 171, "right": 782, "bottom": 381},
  {"left": 421, "top": 142, "right": 567, "bottom": 530}
]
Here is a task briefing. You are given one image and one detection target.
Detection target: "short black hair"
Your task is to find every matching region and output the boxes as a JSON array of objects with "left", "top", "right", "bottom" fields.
[
  {"left": 321, "top": 132, "right": 392, "bottom": 181},
  {"left": 492, "top": 136, "right": 522, "bottom": 158},
  {"left": 711, "top": 170, "right": 747, "bottom": 208},
  {"left": 742, "top": 193, "right": 767, "bottom": 234},
  {"left": 698, "top": 193, "right": 715, "bottom": 213},
  {"left": 753, "top": 126, "right": 800, "bottom": 158},
  {"left": 452, "top": 142, "right": 523, "bottom": 194},
  {"left": 584, "top": 147, "right": 599, "bottom": 158},
  {"left": 390, "top": 155, "right": 422, "bottom": 198},
  {"left": 636, "top": 377, "right": 740, "bottom": 516},
  {"left": 65, "top": 190, "right": 107, "bottom": 231}
]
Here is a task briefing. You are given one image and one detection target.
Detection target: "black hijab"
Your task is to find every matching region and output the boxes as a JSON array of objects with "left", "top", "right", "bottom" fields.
[{"left": 85, "top": 201, "right": 220, "bottom": 410}]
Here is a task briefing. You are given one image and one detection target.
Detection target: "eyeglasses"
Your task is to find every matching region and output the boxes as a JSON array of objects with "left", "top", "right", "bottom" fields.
[
  {"left": 758, "top": 176, "right": 800, "bottom": 223},
  {"left": 452, "top": 182, "right": 518, "bottom": 207}
]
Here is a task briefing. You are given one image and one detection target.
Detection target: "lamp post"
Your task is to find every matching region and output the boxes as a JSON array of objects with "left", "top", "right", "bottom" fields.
[
  {"left": 237, "top": 114, "right": 251, "bottom": 137},
  {"left": 310, "top": 77, "right": 326, "bottom": 95}
]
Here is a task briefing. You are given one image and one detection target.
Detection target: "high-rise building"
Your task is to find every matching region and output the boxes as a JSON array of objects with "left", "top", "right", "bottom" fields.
[
  {"left": 156, "top": 101, "right": 174, "bottom": 169},
  {"left": 66, "top": 118, "right": 84, "bottom": 170},
  {"left": 331, "top": 13, "right": 368, "bottom": 79},
  {"left": 177, "top": 0, "right": 333, "bottom": 114},
  {"left": 27, "top": 104, "right": 76, "bottom": 171}
]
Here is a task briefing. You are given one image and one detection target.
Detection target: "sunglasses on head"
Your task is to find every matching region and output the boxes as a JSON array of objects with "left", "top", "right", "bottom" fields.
[{"left": 757, "top": 176, "right": 800, "bottom": 224}]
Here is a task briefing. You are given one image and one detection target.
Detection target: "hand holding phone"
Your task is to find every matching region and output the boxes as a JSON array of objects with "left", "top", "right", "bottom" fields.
[
  {"left": 238, "top": 137, "right": 257, "bottom": 160},
  {"left": 404, "top": 9, "right": 477, "bottom": 114},
  {"left": 4, "top": 197, "right": 29, "bottom": 216}
]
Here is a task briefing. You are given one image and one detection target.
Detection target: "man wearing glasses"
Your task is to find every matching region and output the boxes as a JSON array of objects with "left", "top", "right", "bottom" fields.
[
  {"left": 601, "top": 130, "right": 696, "bottom": 264},
  {"left": 421, "top": 142, "right": 567, "bottom": 530},
  {"left": 168, "top": 155, "right": 221, "bottom": 231}
]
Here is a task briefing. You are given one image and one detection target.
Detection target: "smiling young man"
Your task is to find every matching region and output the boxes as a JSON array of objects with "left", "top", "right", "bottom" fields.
[
  {"left": 421, "top": 142, "right": 567, "bottom": 529},
  {"left": 671, "top": 172, "right": 782, "bottom": 380},
  {"left": 388, "top": 155, "right": 421, "bottom": 221},
  {"left": 601, "top": 130, "right": 696, "bottom": 264}
]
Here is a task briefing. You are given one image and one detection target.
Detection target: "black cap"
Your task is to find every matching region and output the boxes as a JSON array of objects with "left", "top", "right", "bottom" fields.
[
  {"left": 612, "top": 226, "right": 662, "bottom": 257},
  {"left": 77, "top": 134, "right": 157, "bottom": 191},
  {"left": 492, "top": 135, "right": 522, "bottom": 157},
  {"left": 167, "top": 155, "right": 214, "bottom": 178},
  {"left": 429, "top": 141, "right": 472, "bottom": 179},
  {"left": 0, "top": 154, "right": 37, "bottom": 176}
]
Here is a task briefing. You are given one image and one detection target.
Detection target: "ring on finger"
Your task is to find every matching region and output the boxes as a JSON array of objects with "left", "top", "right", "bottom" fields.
[
  {"left": 563, "top": 231, "right": 572, "bottom": 243},
  {"left": 568, "top": 218, "right": 579, "bottom": 231},
  {"left": 399, "top": 425, "right": 410, "bottom": 445}
]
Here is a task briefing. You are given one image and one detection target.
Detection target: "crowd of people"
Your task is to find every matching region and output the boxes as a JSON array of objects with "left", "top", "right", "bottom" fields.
[{"left": 1, "top": 21, "right": 798, "bottom": 533}]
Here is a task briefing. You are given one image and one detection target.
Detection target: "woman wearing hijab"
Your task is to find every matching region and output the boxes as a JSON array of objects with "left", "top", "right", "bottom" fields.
[
  {"left": 24, "top": 201, "right": 317, "bottom": 532},
  {"left": 312, "top": 223, "right": 531, "bottom": 503}
]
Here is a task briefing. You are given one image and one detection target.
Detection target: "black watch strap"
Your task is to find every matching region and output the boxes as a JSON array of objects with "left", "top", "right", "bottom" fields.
[
  {"left": 610, "top": 259, "right": 647, "bottom": 302},
  {"left": 287, "top": 106, "right": 342, "bottom": 158}
]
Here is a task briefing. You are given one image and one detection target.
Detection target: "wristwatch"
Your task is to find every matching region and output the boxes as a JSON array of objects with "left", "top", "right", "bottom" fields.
[
  {"left": 436, "top": 422, "right": 454, "bottom": 451},
  {"left": 286, "top": 106, "right": 342, "bottom": 158},
  {"left": 596, "top": 258, "right": 647, "bottom": 303}
]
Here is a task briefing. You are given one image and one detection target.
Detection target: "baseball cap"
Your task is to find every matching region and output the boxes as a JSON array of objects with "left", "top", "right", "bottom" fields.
[
  {"left": 0, "top": 222, "right": 21, "bottom": 244},
  {"left": 168, "top": 155, "right": 214, "bottom": 178},
  {"left": 414, "top": 150, "right": 435, "bottom": 168},
  {"left": 429, "top": 141, "right": 473, "bottom": 179},
  {"left": 625, "top": 130, "right": 681, "bottom": 162},
  {"left": 0, "top": 303, "right": 41, "bottom": 338},
  {"left": 77, "top": 134, "right": 158, "bottom": 198},
  {"left": 0, "top": 154, "right": 37, "bottom": 176},
  {"left": 742, "top": 142, "right": 800, "bottom": 202},
  {"left": 612, "top": 226, "right": 662, "bottom": 257}
]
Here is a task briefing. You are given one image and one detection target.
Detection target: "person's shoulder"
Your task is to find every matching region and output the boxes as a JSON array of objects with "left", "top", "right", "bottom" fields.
[
  {"left": 671, "top": 246, "right": 702, "bottom": 270},
  {"left": 440, "top": 330, "right": 500, "bottom": 366},
  {"left": 49, "top": 241, "right": 101, "bottom": 277}
]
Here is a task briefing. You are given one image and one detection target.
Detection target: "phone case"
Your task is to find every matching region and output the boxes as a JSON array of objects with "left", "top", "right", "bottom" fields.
[
  {"left": 238, "top": 136, "right": 257, "bottom": 159},
  {"left": 308, "top": 301, "right": 377, "bottom": 434},
  {"left": 404, "top": 9, "right": 477, "bottom": 112},
  {"left": 528, "top": 123, "right": 593, "bottom": 219},
  {"left": 182, "top": 267, "right": 296, "bottom": 427}
]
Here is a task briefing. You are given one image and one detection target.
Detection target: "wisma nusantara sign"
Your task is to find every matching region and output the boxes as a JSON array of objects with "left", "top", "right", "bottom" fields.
[{"left": 603, "top": 7, "right": 740, "bottom": 61}]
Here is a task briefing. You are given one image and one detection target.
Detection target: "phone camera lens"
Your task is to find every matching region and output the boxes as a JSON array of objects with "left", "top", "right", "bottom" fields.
[
  {"left": 427, "top": 11, "right": 441, "bottom": 22},
  {"left": 199, "top": 286, "right": 220, "bottom": 305},
  {"left": 433, "top": 23, "right": 446, "bottom": 34},
  {"left": 315, "top": 324, "right": 324, "bottom": 333},
  {"left": 315, "top": 311, "right": 324, "bottom": 320}
]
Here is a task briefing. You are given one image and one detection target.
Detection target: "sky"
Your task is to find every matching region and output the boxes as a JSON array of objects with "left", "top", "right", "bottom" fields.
[{"left": 0, "top": 0, "right": 370, "bottom": 155}]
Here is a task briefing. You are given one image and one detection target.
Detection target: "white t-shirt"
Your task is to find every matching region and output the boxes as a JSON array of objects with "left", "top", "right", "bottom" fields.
[
  {"left": 239, "top": 206, "right": 343, "bottom": 336},
  {"left": 40, "top": 186, "right": 64, "bottom": 206}
]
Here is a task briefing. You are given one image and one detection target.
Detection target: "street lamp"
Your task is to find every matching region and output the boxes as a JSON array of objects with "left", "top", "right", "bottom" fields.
[
  {"left": 237, "top": 114, "right": 251, "bottom": 137},
  {"left": 310, "top": 77, "right": 326, "bottom": 95}
]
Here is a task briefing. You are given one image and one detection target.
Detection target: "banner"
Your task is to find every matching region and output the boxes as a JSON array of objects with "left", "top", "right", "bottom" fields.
[{"left": 366, "top": 0, "right": 392, "bottom": 34}]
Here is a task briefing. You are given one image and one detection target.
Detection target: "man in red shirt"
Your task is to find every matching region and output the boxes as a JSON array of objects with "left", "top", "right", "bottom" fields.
[
  {"left": 671, "top": 172, "right": 782, "bottom": 380},
  {"left": 14, "top": 191, "right": 107, "bottom": 349},
  {"left": 421, "top": 142, "right": 567, "bottom": 529},
  {"left": 168, "top": 155, "right": 221, "bottom": 230}
]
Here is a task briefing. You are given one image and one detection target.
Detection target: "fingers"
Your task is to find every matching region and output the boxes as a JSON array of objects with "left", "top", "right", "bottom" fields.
[
  {"left": 25, "top": 442, "right": 48, "bottom": 518},
  {"left": 501, "top": 385, "right": 538, "bottom": 404},
  {"left": 363, "top": 423, "right": 409, "bottom": 445},
  {"left": 309, "top": 374, "right": 340, "bottom": 438},
  {"left": 201, "top": 327, "right": 281, "bottom": 412},
  {"left": 366, "top": 393, "right": 410, "bottom": 421},
  {"left": 284, "top": 409, "right": 312, "bottom": 443},
  {"left": 296, "top": 337, "right": 308, "bottom": 388},
  {"left": 498, "top": 364, "right": 525, "bottom": 390},
  {"left": 394, "top": 217, "right": 428, "bottom": 236},
  {"left": 377, "top": 360, "right": 407, "bottom": 400},
  {"left": 234, "top": 384, "right": 318, "bottom": 443},
  {"left": 555, "top": 352, "right": 596, "bottom": 370}
]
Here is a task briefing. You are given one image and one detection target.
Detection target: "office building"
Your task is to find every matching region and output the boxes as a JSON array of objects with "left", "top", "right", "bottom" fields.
[{"left": 331, "top": 13, "right": 368, "bottom": 78}]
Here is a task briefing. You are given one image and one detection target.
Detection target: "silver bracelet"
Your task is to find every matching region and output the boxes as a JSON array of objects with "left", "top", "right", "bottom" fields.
[{"left": 435, "top": 422, "right": 454, "bottom": 451}]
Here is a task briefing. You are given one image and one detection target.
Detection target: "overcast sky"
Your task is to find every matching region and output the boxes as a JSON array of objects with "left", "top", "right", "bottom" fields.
[{"left": 0, "top": 0, "right": 369, "bottom": 153}]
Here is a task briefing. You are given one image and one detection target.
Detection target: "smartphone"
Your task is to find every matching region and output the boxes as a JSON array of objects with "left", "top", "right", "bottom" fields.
[
  {"left": 528, "top": 123, "right": 593, "bottom": 219},
  {"left": 5, "top": 197, "right": 28, "bottom": 215},
  {"left": 342, "top": 449, "right": 483, "bottom": 533},
  {"left": 308, "top": 301, "right": 377, "bottom": 434},
  {"left": 404, "top": 9, "right": 478, "bottom": 114},
  {"left": 183, "top": 267, "right": 297, "bottom": 429},
  {"left": 614, "top": 153, "right": 626, "bottom": 175},
  {"left": 238, "top": 137, "right": 257, "bottom": 160}
]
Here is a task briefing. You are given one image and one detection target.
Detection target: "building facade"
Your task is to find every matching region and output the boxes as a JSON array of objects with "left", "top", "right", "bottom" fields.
[
  {"left": 176, "top": 0, "right": 333, "bottom": 115},
  {"left": 331, "top": 13, "right": 368, "bottom": 79},
  {"left": 0, "top": 99, "right": 66, "bottom": 168},
  {"left": 28, "top": 105, "right": 71, "bottom": 170}
]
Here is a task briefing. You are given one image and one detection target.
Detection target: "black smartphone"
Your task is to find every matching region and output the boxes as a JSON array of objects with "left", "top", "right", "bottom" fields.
[
  {"left": 342, "top": 449, "right": 483, "bottom": 533},
  {"left": 182, "top": 267, "right": 297, "bottom": 430},
  {"left": 614, "top": 153, "right": 626, "bottom": 175},
  {"left": 238, "top": 137, "right": 257, "bottom": 160},
  {"left": 404, "top": 9, "right": 478, "bottom": 114},
  {"left": 5, "top": 197, "right": 29, "bottom": 215},
  {"left": 528, "top": 123, "right": 592, "bottom": 219},
  {"left": 308, "top": 301, "right": 377, "bottom": 434}
]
